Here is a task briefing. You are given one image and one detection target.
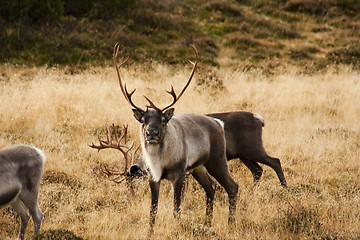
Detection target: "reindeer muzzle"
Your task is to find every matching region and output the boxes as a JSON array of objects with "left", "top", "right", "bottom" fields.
[{"left": 146, "top": 128, "right": 160, "bottom": 144}]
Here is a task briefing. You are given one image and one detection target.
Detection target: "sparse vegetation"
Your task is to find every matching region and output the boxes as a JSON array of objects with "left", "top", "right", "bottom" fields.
[
  {"left": 1, "top": 0, "right": 360, "bottom": 239},
  {"left": 0, "top": 63, "right": 359, "bottom": 239}
]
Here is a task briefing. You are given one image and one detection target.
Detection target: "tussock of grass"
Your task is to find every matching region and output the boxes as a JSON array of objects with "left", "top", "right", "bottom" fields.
[
  {"left": 0, "top": 64, "right": 360, "bottom": 239},
  {"left": 35, "top": 229, "right": 86, "bottom": 240}
]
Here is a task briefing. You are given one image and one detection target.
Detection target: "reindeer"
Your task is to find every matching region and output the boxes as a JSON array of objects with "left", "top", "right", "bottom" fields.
[
  {"left": 113, "top": 43, "right": 238, "bottom": 233},
  {"left": 0, "top": 145, "right": 45, "bottom": 240},
  {"left": 207, "top": 111, "right": 287, "bottom": 187}
]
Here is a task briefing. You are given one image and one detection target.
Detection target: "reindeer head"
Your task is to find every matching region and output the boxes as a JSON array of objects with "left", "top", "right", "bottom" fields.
[
  {"left": 132, "top": 108, "right": 174, "bottom": 144},
  {"left": 113, "top": 43, "right": 198, "bottom": 145}
]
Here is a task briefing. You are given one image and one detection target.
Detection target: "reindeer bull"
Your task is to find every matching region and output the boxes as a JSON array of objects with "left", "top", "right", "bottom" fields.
[{"left": 113, "top": 43, "right": 238, "bottom": 233}]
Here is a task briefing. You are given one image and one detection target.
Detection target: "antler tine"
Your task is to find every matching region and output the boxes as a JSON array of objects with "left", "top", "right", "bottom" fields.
[
  {"left": 144, "top": 96, "right": 162, "bottom": 111},
  {"left": 89, "top": 124, "right": 133, "bottom": 177},
  {"left": 111, "top": 124, "right": 119, "bottom": 143},
  {"left": 161, "top": 44, "right": 198, "bottom": 112},
  {"left": 107, "top": 125, "right": 112, "bottom": 143},
  {"left": 165, "top": 85, "right": 177, "bottom": 104},
  {"left": 100, "top": 163, "right": 126, "bottom": 183},
  {"left": 113, "top": 43, "right": 145, "bottom": 113}
]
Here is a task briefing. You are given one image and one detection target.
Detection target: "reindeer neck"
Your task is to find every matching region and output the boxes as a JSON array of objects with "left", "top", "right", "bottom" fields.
[{"left": 140, "top": 121, "right": 183, "bottom": 182}]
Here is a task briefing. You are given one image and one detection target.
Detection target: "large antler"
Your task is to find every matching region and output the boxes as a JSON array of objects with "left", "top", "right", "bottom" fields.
[
  {"left": 89, "top": 124, "right": 135, "bottom": 183},
  {"left": 113, "top": 43, "right": 145, "bottom": 113},
  {"left": 113, "top": 43, "right": 198, "bottom": 112},
  {"left": 160, "top": 44, "right": 198, "bottom": 112}
]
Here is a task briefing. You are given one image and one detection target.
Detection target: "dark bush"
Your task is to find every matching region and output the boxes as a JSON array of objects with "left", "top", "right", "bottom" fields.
[
  {"left": 89, "top": 0, "right": 140, "bottom": 19},
  {"left": 63, "top": 0, "right": 94, "bottom": 18},
  {"left": 283, "top": 0, "right": 335, "bottom": 16},
  {"left": 281, "top": 205, "right": 322, "bottom": 236},
  {"left": 0, "top": 0, "right": 64, "bottom": 23},
  {"left": 327, "top": 46, "right": 360, "bottom": 66},
  {"left": 35, "top": 229, "right": 87, "bottom": 240},
  {"left": 0, "top": 0, "right": 139, "bottom": 23}
]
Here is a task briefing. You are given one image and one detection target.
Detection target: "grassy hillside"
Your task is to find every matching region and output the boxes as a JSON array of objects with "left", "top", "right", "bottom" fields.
[{"left": 1, "top": 0, "right": 360, "bottom": 72}]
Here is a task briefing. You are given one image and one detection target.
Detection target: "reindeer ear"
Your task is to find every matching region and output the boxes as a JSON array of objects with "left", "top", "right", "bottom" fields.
[
  {"left": 132, "top": 109, "right": 144, "bottom": 123},
  {"left": 163, "top": 108, "right": 175, "bottom": 123}
]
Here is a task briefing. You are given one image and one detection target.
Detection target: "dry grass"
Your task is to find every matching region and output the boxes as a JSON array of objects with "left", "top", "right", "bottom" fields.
[{"left": 0, "top": 63, "right": 359, "bottom": 239}]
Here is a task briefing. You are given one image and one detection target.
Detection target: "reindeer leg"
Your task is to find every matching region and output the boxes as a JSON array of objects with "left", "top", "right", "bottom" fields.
[
  {"left": 205, "top": 160, "right": 238, "bottom": 227},
  {"left": 30, "top": 203, "right": 43, "bottom": 236},
  {"left": 22, "top": 197, "right": 43, "bottom": 236},
  {"left": 257, "top": 155, "right": 287, "bottom": 187},
  {"left": 172, "top": 175, "right": 184, "bottom": 221},
  {"left": 149, "top": 180, "right": 160, "bottom": 235},
  {"left": 10, "top": 197, "right": 30, "bottom": 240},
  {"left": 191, "top": 166, "right": 216, "bottom": 227},
  {"left": 18, "top": 182, "right": 43, "bottom": 237},
  {"left": 240, "top": 157, "right": 263, "bottom": 185}
]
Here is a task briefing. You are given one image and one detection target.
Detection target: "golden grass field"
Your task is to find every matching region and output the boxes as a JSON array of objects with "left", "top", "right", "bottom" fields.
[{"left": 0, "top": 63, "right": 359, "bottom": 239}]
